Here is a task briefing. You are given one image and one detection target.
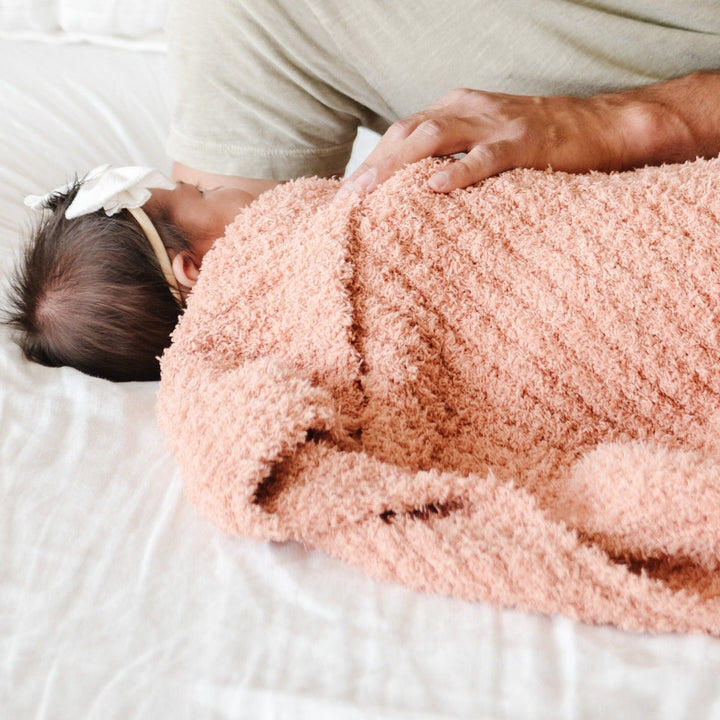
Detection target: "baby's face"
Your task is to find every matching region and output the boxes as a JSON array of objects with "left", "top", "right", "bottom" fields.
[{"left": 147, "top": 182, "right": 255, "bottom": 260}]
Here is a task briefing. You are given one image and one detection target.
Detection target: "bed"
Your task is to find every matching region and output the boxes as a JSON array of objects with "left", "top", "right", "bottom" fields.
[{"left": 2, "top": 2, "right": 720, "bottom": 718}]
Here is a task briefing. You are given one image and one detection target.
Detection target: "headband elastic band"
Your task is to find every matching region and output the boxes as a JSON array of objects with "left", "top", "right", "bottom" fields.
[{"left": 128, "top": 207, "right": 183, "bottom": 306}]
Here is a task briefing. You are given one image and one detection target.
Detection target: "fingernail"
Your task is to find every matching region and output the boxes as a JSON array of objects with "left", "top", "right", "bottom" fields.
[
  {"left": 353, "top": 167, "right": 377, "bottom": 193},
  {"left": 333, "top": 182, "right": 354, "bottom": 203},
  {"left": 428, "top": 171, "right": 449, "bottom": 192}
]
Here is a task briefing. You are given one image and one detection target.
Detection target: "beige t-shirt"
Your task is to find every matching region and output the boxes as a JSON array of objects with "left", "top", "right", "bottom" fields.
[{"left": 166, "top": 0, "right": 720, "bottom": 179}]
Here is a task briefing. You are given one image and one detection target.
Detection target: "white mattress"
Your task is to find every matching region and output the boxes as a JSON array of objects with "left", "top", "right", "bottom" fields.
[{"left": 2, "top": 36, "right": 720, "bottom": 720}]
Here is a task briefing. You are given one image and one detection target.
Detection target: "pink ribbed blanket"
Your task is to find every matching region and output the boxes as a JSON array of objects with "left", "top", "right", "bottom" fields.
[{"left": 158, "top": 158, "right": 720, "bottom": 634}]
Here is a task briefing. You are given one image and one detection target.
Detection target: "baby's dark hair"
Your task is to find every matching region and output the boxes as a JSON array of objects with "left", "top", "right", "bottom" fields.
[{"left": 5, "top": 180, "right": 190, "bottom": 381}]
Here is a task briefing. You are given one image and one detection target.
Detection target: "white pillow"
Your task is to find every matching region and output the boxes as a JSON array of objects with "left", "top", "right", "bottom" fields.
[
  {"left": 58, "top": 0, "right": 167, "bottom": 38},
  {"left": 0, "top": 0, "right": 167, "bottom": 39},
  {"left": 0, "top": 0, "right": 58, "bottom": 33}
]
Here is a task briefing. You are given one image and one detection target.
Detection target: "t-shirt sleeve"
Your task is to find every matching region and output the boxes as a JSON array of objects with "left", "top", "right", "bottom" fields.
[{"left": 166, "top": 0, "right": 363, "bottom": 180}]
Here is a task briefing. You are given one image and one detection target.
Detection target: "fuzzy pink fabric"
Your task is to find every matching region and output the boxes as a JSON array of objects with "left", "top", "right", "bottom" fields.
[{"left": 158, "top": 157, "right": 720, "bottom": 634}]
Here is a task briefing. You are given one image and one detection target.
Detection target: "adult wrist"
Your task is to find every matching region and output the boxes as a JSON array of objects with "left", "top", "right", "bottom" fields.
[{"left": 595, "top": 73, "right": 717, "bottom": 170}]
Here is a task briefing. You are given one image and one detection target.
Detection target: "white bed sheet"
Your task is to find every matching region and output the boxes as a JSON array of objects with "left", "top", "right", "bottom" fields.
[{"left": 2, "top": 37, "right": 720, "bottom": 720}]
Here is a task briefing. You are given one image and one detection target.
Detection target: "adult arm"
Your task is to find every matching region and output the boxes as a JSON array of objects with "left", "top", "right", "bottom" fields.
[
  {"left": 172, "top": 161, "right": 282, "bottom": 197},
  {"left": 343, "top": 71, "right": 720, "bottom": 194}
]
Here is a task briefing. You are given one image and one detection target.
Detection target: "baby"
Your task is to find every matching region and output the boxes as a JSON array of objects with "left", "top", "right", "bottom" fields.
[
  {"left": 153, "top": 155, "right": 720, "bottom": 634},
  {"left": 10, "top": 157, "right": 720, "bottom": 632},
  {"left": 6, "top": 166, "right": 254, "bottom": 381}
]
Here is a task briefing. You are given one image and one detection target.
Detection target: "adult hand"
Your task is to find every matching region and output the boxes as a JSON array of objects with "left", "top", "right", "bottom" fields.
[{"left": 340, "top": 83, "right": 702, "bottom": 195}]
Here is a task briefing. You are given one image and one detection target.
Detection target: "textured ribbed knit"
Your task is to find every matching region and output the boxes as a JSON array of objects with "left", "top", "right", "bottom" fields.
[{"left": 158, "top": 157, "right": 720, "bottom": 634}]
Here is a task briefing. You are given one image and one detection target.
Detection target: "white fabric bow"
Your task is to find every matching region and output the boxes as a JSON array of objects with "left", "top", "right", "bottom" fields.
[{"left": 24, "top": 165, "right": 176, "bottom": 218}]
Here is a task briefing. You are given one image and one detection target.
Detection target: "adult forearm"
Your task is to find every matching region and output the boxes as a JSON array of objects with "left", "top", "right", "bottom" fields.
[
  {"left": 595, "top": 71, "right": 720, "bottom": 170},
  {"left": 172, "top": 161, "right": 281, "bottom": 198}
]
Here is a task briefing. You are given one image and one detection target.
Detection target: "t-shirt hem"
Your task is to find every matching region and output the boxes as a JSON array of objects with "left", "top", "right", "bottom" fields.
[{"left": 166, "top": 132, "right": 356, "bottom": 180}]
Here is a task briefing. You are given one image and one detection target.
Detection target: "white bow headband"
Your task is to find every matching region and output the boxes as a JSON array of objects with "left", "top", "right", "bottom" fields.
[{"left": 25, "top": 165, "right": 182, "bottom": 305}]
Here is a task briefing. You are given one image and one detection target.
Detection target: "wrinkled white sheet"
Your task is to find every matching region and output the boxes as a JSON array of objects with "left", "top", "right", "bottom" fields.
[{"left": 2, "top": 37, "right": 720, "bottom": 720}]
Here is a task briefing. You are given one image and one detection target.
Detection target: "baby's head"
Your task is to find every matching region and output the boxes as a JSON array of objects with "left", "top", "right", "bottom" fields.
[{"left": 5, "top": 166, "right": 254, "bottom": 381}]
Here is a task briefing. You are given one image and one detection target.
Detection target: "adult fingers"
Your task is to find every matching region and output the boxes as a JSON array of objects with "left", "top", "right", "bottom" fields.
[
  {"left": 340, "top": 115, "right": 470, "bottom": 195},
  {"left": 428, "top": 140, "right": 519, "bottom": 192}
]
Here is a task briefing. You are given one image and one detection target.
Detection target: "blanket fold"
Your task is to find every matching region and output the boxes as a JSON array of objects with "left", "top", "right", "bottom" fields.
[{"left": 158, "top": 157, "right": 720, "bottom": 634}]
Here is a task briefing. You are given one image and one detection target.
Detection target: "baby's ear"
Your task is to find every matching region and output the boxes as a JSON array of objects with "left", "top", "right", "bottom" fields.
[{"left": 171, "top": 250, "right": 201, "bottom": 290}]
